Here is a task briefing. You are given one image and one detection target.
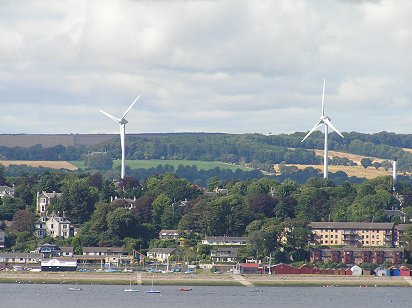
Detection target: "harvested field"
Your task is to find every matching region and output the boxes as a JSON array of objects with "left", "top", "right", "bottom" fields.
[
  {"left": 312, "top": 149, "right": 385, "bottom": 164},
  {"left": 274, "top": 164, "right": 392, "bottom": 179},
  {"left": 0, "top": 160, "right": 78, "bottom": 170}
]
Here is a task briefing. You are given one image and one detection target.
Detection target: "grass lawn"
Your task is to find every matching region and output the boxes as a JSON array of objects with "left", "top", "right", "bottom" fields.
[{"left": 70, "top": 160, "right": 251, "bottom": 171}]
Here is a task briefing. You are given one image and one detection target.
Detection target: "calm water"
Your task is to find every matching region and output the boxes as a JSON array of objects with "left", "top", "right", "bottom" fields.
[{"left": 0, "top": 283, "right": 410, "bottom": 308}]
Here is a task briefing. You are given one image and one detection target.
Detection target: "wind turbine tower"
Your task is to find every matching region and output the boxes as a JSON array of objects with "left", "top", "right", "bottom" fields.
[
  {"left": 100, "top": 96, "right": 141, "bottom": 179},
  {"left": 301, "top": 79, "right": 344, "bottom": 179}
]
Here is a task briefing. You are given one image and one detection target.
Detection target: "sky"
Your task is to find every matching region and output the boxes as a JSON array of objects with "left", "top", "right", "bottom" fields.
[{"left": 1, "top": 0, "right": 412, "bottom": 135}]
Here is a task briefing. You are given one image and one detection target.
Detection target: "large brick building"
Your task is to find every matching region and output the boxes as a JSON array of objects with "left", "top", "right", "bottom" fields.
[
  {"left": 310, "top": 222, "right": 409, "bottom": 248},
  {"left": 309, "top": 222, "right": 411, "bottom": 265}
]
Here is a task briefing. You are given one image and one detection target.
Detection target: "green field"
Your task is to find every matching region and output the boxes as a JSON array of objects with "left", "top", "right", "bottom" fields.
[{"left": 71, "top": 160, "right": 251, "bottom": 171}]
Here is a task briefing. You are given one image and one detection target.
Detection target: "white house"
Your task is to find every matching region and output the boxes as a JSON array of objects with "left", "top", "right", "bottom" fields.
[
  {"left": 36, "top": 191, "right": 63, "bottom": 215},
  {"left": 0, "top": 185, "right": 14, "bottom": 198},
  {"left": 210, "top": 247, "right": 239, "bottom": 263},
  {"left": 110, "top": 196, "right": 136, "bottom": 210},
  {"left": 82, "top": 247, "right": 125, "bottom": 256},
  {"left": 159, "top": 229, "right": 181, "bottom": 240},
  {"left": 35, "top": 212, "right": 74, "bottom": 239},
  {"left": 0, "top": 252, "right": 42, "bottom": 264},
  {"left": 201, "top": 236, "right": 248, "bottom": 246},
  {"left": 146, "top": 248, "right": 180, "bottom": 262},
  {"left": 59, "top": 247, "right": 74, "bottom": 257}
]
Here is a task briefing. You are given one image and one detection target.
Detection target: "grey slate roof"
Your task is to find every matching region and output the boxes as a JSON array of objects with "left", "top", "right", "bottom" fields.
[
  {"left": 310, "top": 222, "right": 396, "bottom": 230},
  {"left": 147, "top": 248, "right": 179, "bottom": 254},
  {"left": 82, "top": 247, "right": 124, "bottom": 253}
]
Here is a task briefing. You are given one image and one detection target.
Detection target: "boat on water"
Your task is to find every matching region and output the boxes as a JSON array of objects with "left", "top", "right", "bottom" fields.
[
  {"left": 124, "top": 288, "right": 139, "bottom": 292},
  {"left": 124, "top": 275, "right": 139, "bottom": 292},
  {"left": 145, "top": 275, "right": 160, "bottom": 294},
  {"left": 145, "top": 289, "right": 161, "bottom": 294},
  {"left": 67, "top": 287, "right": 82, "bottom": 291},
  {"left": 179, "top": 288, "right": 192, "bottom": 292}
]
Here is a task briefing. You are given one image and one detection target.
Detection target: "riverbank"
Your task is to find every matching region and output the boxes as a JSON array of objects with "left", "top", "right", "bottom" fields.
[{"left": 0, "top": 271, "right": 410, "bottom": 287}]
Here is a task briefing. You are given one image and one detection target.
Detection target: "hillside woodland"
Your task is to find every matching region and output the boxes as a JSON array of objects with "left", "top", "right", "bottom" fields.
[
  {"left": 2, "top": 165, "right": 412, "bottom": 264},
  {"left": 2, "top": 131, "right": 412, "bottom": 187}
]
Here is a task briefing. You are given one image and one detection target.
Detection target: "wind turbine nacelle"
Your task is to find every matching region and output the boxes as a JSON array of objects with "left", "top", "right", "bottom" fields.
[
  {"left": 320, "top": 115, "right": 330, "bottom": 121},
  {"left": 120, "top": 119, "right": 128, "bottom": 125}
]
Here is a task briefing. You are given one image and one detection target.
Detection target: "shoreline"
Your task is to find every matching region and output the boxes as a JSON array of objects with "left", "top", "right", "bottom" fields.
[{"left": 0, "top": 272, "right": 410, "bottom": 287}]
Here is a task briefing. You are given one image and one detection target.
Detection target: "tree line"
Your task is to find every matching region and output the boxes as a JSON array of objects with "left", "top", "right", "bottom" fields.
[{"left": 3, "top": 132, "right": 412, "bottom": 172}]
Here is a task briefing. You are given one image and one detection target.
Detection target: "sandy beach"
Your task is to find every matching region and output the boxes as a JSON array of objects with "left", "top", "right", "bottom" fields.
[{"left": 0, "top": 271, "right": 410, "bottom": 287}]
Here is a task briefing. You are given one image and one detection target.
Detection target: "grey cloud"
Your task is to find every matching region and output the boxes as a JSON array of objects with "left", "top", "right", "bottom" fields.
[{"left": 1, "top": 0, "right": 411, "bottom": 135}]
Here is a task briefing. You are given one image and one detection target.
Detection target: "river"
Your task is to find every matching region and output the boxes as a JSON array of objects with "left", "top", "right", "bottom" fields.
[{"left": 0, "top": 283, "right": 409, "bottom": 308}]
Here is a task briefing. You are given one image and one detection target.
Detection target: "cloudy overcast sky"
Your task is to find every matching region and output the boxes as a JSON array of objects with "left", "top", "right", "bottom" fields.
[{"left": 1, "top": 0, "right": 411, "bottom": 135}]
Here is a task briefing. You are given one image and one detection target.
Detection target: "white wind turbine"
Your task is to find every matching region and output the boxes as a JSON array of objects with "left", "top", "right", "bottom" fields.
[
  {"left": 100, "top": 95, "right": 141, "bottom": 179},
  {"left": 301, "top": 79, "right": 344, "bottom": 179}
]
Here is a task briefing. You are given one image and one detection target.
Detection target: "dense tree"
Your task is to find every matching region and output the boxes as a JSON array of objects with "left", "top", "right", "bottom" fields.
[
  {"left": 360, "top": 158, "right": 373, "bottom": 169},
  {"left": 107, "top": 208, "right": 139, "bottom": 239},
  {"left": 85, "top": 152, "right": 113, "bottom": 170},
  {"left": 11, "top": 209, "right": 35, "bottom": 233},
  {"left": 57, "top": 177, "right": 99, "bottom": 224},
  {"left": 247, "top": 195, "right": 276, "bottom": 219},
  {"left": 0, "top": 196, "right": 26, "bottom": 220}
]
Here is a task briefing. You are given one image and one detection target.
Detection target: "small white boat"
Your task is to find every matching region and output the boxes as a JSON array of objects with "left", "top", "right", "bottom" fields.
[
  {"left": 124, "top": 274, "right": 139, "bottom": 292},
  {"left": 124, "top": 288, "right": 139, "bottom": 292},
  {"left": 67, "top": 287, "right": 82, "bottom": 291}
]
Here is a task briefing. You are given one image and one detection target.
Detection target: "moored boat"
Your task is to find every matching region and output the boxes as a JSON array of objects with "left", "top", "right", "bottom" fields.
[{"left": 179, "top": 287, "right": 192, "bottom": 291}]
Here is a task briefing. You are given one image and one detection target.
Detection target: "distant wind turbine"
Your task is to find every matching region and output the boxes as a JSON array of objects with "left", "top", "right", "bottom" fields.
[
  {"left": 100, "top": 95, "right": 141, "bottom": 179},
  {"left": 301, "top": 79, "right": 344, "bottom": 179}
]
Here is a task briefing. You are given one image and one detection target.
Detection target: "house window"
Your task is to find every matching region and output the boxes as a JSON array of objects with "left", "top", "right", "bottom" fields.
[
  {"left": 63, "top": 232, "right": 67, "bottom": 237},
  {"left": 335, "top": 241, "right": 338, "bottom": 244},
  {"left": 51, "top": 224, "right": 54, "bottom": 229},
  {"left": 335, "top": 235, "right": 338, "bottom": 239},
  {"left": 51, "top": 231, "right": 54, "bottom": 235},
  {"left": 63, "top": 225, "right": 67, "bottom": 229},
  {"left": 41, "top": 206, "right": 45, "bottom": 212}
]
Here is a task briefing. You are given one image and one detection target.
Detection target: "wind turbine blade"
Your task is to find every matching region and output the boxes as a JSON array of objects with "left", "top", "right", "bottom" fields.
[
  {"left": 100, "top": 110, "right": 120, "bottom": 123},
  {"left": 324, "top": 118, "right": 344, "bottom": 138},
  {"left": 301, "top": 120, "right": 323, "bottom": 142},
  {"left": 321, "top": 78, "right": 326, "bottom": 117},
  {"left": 121, "top": 95, "right": 141, "bottom": 119}
]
